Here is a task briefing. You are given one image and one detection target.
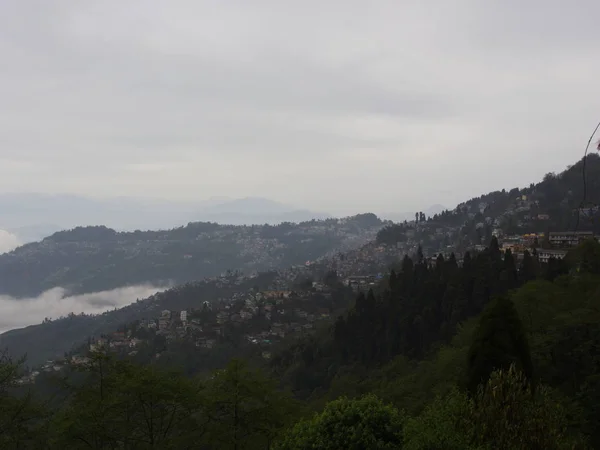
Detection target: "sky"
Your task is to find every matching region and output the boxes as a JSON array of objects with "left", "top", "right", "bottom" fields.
[
  {"left": 0, "top": 0, "right": 598, "bottom": 216},
  {"left": 0, "top": 230, "right": 20, "bottom": 253}
]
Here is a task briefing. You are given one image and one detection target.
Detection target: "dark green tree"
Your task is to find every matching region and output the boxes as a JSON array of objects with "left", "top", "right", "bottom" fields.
[
  {"left": 520, "top": 250, "right": 537, "bottom": 284},
  {"left": 0, "top": 351, "right": 47, "bottom": 449},
  {"left": 466, "top": 296, "right": 533, "bottom": 394},
  {"left": 275, "top": 395, "right": 403, "bottom": 450},
  {"left": 572, "top": 238, "right": 600, "bottom": 275},
  {"left": 501, "top": 249, "right": 518, "bottom": 291},
  {"left": 202, "top": 359, "right": 298, "bottom": 449},
  {"left": 405, "top": 366, "right": 586, "bottom": 450},
  {"left": 50, "top": 351, "right": 204, "bottom": 449}
]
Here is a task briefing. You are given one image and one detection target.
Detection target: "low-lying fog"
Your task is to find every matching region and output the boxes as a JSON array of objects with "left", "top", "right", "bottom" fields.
[{"left": 0, "top": 284, "right": 165, "bottom": 333}]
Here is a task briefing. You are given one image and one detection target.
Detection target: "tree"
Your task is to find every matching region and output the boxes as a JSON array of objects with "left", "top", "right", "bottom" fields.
[
  {"left": 466, "top": 296, "right": 533, "bottom": 394},
  {"left": 50, "top": 351, "right": 205, "bottom": 449},
  {"left": 571, "top": 238, "right": 600, "bottom": 275},
  {"left": 403, "top": 387, "right": 477, "bottom": 450},
  {"left": 520, "top": 250, "right": 538, "bottom": 284},
  {"left": 0, "top": 350, "right": 47, "bottom": 449},
  {"left": 275, "top": 395, "right": 403, "bottom": 450},
  {"left": 501, "top": 249, "right": 518, "bottom": 291},
  {"left": 202, "top": 359, "right": 298, "bottom": 450},
  {"left": 416, "top": 245, "right": 424, "bottom": 264},
  {"left": 471, "top": 365, "right": 585, "bottom": 449},
  {"left": 404, "top": 366, "right": 586, "bottom": 450}
]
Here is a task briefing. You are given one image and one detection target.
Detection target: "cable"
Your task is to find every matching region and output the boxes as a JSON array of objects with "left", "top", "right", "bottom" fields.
[{"left": 573, "top": 120, "right": 600, "bottom": 232}]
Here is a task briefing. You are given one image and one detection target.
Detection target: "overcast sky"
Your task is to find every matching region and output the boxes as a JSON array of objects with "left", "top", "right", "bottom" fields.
[{"left": 0, "top": 0, "right": 598, "bottom": 215}]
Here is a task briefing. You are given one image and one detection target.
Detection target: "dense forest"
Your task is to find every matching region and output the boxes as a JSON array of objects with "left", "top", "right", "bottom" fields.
[{"left": 3, "top": 236, "right": 600, "bottom": 448}]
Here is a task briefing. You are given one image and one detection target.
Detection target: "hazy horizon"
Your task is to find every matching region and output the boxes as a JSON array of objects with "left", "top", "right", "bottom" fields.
[{"left": 0, "top": 192, "right": 447, "bottom": 254}]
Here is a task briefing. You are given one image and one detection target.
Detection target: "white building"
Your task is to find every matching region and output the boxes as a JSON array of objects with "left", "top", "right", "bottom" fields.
[
  {"left": 537, "top": 248, "right": 568, "bottom": 264},
  {"left": 180, "top": 310, "right": 187, "bottom": 322},
  {"left": 548, "top": 231, "right": 594, "bottom": 248}
]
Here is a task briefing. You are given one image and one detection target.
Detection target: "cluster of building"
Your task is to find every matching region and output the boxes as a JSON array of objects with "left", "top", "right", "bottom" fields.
[
  {"left": 73, "top": 281, "right": 341, "bottom": 363},
  {"left": 499, "top": 231, "right": 598, "bottom": 263}
]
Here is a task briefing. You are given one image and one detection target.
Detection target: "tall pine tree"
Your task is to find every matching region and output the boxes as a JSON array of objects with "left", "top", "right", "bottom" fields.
[{"left": 466, "top": 296, "right": 533, "bottom": 395}]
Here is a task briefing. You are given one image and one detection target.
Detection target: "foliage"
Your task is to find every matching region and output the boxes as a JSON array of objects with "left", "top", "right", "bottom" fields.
[
  {"left": 470, "top": 365, "right": 586, "bottom": 449},
  {"left": 404, "top": 366, "right": 586, "bottom": 450},
  {"left": 274, "top": 238, "right": 531, "bottom": 399},
  {"left": 0, "top": 350, "right": 47, "bottom": 449},
  {"left": 0, "top": 353, "right": 296, "bottom": 450},
  {"left": 49, "top": 352, "right": 204, "bottom": 449},
  {"left": 202, "top": 359, "right": 299, "bottom": 450},
  {"left": 275, "top": 394, "right": 403, "bottom": 450},
  {"left": 466, "top": 296, "right": 533, "bottom": 393},
  {"left": 403, "top": 387, "right": 479, "bottom": 450}
]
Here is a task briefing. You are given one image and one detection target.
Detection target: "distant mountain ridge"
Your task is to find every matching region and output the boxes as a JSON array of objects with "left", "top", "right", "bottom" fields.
[
  {"left": 194, "top": 197, "right": 331, "bottom": 225},
  {"left": 0, "top": 194, "right": 331, "bottom": 243},
  {"left": 0, "top": 213, "right": 384, "bottom": 298}
]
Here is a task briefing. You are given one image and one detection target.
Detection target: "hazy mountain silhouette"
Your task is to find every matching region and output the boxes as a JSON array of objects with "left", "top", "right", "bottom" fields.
[{"left": 0, "top": 193, "right": 331, "bottom": 241}]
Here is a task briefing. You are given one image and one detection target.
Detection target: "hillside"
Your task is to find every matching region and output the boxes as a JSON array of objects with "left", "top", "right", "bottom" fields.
[
  {"left": 4, "top": 237, "right": 600, "bottom": 448},
  {"left": 0, "top": 233, "right": 402, "bottom": 367},
  {"left": 0, "top": 271, "right": 280, "bottom": 366},
  {"left": 3, "top": 157, "right": 600, "bottom": 447},
  {"left": 375, "top": 154, "right": 600, "bottom": 256},
  {"left": 3, "top": 155, "right": 596, "bottom": 368},
  {"left": 0, "top": 214, "right": 383, "bottom": 298}
]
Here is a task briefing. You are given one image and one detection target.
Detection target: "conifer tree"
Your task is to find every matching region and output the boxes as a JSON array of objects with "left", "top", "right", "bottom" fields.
[
  {"left": 466, "top": 296, "right": 533, "bottom": 394},
  {"left": 501, "top": 248, "right": 518, "bottom": 291},
  {"left": 520, "top": 250, "right": 534, "bottom": 282}
]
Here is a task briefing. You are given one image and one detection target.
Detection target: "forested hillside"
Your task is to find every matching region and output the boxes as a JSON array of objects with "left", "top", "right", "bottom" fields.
[
  {"left": 0, "top": 213, "right": 383, "bottom": 297},
  {"left": 2, "top": 237, "right": 600, "bottom": 448}
]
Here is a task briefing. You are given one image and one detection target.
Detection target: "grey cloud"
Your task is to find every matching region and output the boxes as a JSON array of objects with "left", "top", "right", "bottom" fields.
[
  {"left": 0, "top": 284, "right": 165, "bottom": 333},
  {"left": 0, "top": 0, "right": 598, "bottom": 214},
  {"left": 0, "top": 230, "right": 20, "bottom": 254}
]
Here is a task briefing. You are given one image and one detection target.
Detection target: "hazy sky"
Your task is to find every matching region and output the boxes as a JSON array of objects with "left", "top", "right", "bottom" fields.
[{"left": 0, "top": 0, "right": 598, "bottom": 215}]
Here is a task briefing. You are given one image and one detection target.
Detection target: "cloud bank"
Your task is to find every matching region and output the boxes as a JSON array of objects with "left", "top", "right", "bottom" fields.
[
  {"left": 0, "top": 229, "right": 20, "bottom": 254},
  {"left": 0, "top": 284, "right": 164, "bottom": 333},
  {"left": 0, "top": 1, "right": 598, "bottom": 215}
]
